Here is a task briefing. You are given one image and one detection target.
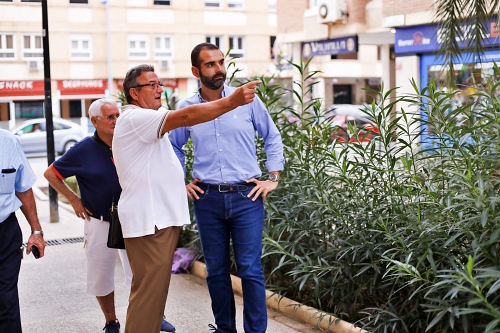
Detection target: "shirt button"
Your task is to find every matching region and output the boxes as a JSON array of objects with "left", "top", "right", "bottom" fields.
[
  {"left": 219, "top": 149, "right": 222, "bottom": 152},
  {"left": 222, "top": 166, "right": 225, "bottom": 168}
]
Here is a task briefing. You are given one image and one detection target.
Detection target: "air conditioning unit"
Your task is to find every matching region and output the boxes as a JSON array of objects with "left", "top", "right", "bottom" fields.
[
  {"left": 27, "top": 60, "right": 41, "bottom": 71},
  {"left": 159, "top": 59, "right": 170, "bottom": 70},
  {"left": 317, "top": 0, "right": 347, "bottom": 24}
]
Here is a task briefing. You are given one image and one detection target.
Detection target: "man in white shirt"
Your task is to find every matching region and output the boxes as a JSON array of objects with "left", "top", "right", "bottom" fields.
[{"left": 113, "top": 64, "right": 260, "bottom": 333}]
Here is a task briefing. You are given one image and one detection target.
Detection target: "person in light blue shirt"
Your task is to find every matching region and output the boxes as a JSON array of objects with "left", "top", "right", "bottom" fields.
[
  {"left": 169, "top": 43, "right": 285, "bottom": 333},
  {"left": 0, "top": 128, "right": 45, "bottom": 333}
]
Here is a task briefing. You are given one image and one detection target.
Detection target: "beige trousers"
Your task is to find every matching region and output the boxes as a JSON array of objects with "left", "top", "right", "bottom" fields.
[{"left": 124, "top": 226, "right": 180, "bottom": 333}]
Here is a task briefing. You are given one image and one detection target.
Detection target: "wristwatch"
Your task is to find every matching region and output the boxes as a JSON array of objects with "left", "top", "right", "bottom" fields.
[
  {"left": 31, "top": 230, "right": 44, "bottom": 236},
  {"left": 268, "top": 173, "right": 281, "bottom": 182}
]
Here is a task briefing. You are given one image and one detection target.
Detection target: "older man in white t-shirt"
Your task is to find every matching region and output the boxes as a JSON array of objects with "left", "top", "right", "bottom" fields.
[{"left": 112, "top": 64, "right": 260, "bottom": 333}]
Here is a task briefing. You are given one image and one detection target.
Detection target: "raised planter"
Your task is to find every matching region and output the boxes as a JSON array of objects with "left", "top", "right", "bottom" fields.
[{"left": 190, "top": 261, "right": 367, "bottom": 333}]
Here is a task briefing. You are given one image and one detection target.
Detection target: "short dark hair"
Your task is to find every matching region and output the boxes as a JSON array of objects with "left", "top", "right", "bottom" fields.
[
  {"left": 191, "top": 43, "right": 221, "bottom": 68},
  {"left": 123, "top": 64, "right": 155, "bottom": 104}
]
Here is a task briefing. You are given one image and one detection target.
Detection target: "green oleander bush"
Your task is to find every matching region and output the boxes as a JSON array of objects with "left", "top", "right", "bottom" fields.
[
  {"left": 180, "top": 58, "right": 500, "bottom": 332},
  {"left": 256, "top": 60, "right": 500, "bottom": 332}
]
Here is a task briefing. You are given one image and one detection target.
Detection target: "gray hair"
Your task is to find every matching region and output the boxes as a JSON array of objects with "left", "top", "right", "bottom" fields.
[{"left": 88, "top": 98, "right": 117, "bottom": 118}]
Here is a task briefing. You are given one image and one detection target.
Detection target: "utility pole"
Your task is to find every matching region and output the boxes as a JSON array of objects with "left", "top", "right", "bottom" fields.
[
  {"left": 102, "top": 0, "right": 113, "bottom": 98},
  {"left": 42, "top": 0, "right": 59, "bottom": 222}
]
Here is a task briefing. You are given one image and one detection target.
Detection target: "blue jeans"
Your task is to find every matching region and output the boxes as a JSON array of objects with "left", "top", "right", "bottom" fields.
[{"left": 194, "top": 184, "right": 267, "bottom": 333}]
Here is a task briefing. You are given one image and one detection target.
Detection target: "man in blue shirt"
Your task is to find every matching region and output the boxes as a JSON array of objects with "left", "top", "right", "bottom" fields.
[
  {"left": 0, "top": 129, "right": 45, "bottom": 333},
  {"left": 169, "top": 43, "right": 285, "bottom": 333}
]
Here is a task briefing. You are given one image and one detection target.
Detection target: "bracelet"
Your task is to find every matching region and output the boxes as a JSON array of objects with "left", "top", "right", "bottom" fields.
[{"left": 31, "top": 230, "right": 44, "bottom": 236}]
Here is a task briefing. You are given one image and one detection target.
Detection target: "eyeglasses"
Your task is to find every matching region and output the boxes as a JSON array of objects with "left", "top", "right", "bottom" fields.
[
  {"left": 132, "top": 82, "right": 164, "bottom": 90},
  {"left": 98, "top": 114, "right": 120, "bottom": 122}
]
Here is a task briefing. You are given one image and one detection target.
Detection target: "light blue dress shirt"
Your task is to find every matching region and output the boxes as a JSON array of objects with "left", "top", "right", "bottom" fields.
[
  {"left": 0, "top": 129, "right": 36, "bottom": 222},
  {"left": 169, "top": 85, "right": 285, "bottom": 184}
]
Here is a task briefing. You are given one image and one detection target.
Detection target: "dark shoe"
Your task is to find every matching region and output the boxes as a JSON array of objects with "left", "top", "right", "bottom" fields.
[
  {"left": 103, "top": 319, "right": 120, "bottom": 333},
  {"left": 161, "top": 316, "right": 176, "bottom": 332},
  {"left": 208, "top": 324, "right": 221, "bottom": 332}
]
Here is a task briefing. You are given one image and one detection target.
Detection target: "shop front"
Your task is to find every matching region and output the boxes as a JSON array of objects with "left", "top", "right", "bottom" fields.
[
  {"left": 301, "top": 35, "right": 381, "bottom": 106},
  {"left": 0, "top": 80, "right": 45, "bottom": 129},
  {"left": 394, "top": 18, "right": 500, "bottom": 143}
]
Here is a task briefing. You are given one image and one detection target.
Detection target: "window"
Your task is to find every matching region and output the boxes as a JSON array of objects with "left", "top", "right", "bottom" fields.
[
  {"left": 154, "top": 0, "right": 171, "bottom": 5},
  {"left": 309, "top": 0, "right": 318, "bottom": 8},
  {"left": 205, "top": 0, "right": 220, "bottom": 8},
  {"left": 23, "top": 34, "right": 43, "bottom": 59},
  {"left": 69, "top": 0, "right": 88, "bottom": 3},
  {"left": 0, "top": 0, "right": 14, "bottom": 2},
  {"left": 227, "top": 0, "right": 244, "bottom": 9},
  {"left": 268, "top": 0, "right": 276, "bottom": 11},
  {"left": 70, "top": 34, "right": 92, "bottom": 60},
  {"left": 21, "top": 0, "right": 41, "bottom": 2},
  {"left": 128, "top": 34, "right": 149, "bottom": 59},
  {"left": 154, "top": 35, "right": 173, "bottom": 59},
  {"left": 270, "top": 36, "right": 276, "bottom": 59},
  {"left": 206, "top": 36, "right": 223, "bottom": 49},
  {"left": 0, "top": 33, "right": 15, "bottom": 59},
  {"left": 228, "top": 36, "right": 245, "bottom": 58}
]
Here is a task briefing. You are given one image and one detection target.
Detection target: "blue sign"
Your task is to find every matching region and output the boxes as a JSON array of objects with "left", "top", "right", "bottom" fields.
[
  {"left": 302, "top": 36, "right": 358, "bottom": 58},
  {"left": 395, "top": 18, "right": 500, "bottom": 55}
]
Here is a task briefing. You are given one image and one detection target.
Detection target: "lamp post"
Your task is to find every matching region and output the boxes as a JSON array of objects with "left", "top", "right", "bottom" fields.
[{"left": 102, "top": 0, "right": 113, "bottom": 98}]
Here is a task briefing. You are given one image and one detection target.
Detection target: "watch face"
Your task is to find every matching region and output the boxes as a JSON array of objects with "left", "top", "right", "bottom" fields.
[{"left": 269, "top": 174, "right": 280, "bottom": 181}]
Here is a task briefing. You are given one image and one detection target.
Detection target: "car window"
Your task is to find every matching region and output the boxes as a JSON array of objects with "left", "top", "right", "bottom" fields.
[
  {"left": 20, "top": 123, "right": 44, "bottom": 133},
  {"left": 53, "top": 123, "right": 71, "bottom": 130}
]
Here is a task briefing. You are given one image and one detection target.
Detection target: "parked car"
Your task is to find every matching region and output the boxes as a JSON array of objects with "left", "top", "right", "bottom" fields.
[
  {"left": 11, "top": 118, "right": 84, "bottom": 154},
  {"left": 327, "top": 104, "right": 379, "bottom": 143}
]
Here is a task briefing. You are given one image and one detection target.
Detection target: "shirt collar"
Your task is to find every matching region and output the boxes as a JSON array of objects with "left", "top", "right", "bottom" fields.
[{"left": 197, "top": 85, "right": 227, "bottom": 103}]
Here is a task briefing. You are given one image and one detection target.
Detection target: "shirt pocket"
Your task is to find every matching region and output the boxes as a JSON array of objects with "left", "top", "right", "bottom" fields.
[{"left": 0, "top": 168, "right": 17, "bottom": 194}]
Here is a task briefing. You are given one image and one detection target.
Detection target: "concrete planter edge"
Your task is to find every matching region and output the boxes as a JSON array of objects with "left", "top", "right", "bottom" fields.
[{"left": 189, "top": 261, "right": 368, "bottom": 333}]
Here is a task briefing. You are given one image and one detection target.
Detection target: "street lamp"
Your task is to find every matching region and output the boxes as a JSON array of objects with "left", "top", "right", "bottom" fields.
[{"left": 101, "top": 0, "right": 113, "bottom": 98}]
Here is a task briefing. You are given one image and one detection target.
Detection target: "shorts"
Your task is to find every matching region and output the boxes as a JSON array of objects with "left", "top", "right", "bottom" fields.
[{"left": 84, "top": 216, "right": 132, "bottom": 296}]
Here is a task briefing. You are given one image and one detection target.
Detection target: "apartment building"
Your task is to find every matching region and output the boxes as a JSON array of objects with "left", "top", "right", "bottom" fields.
[{"left": 0, "top": 0, "right": 277, "bottom": 127}]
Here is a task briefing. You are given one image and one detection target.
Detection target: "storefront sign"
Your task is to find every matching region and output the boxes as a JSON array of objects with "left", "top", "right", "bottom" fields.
[
  {"left": 301, "top": 36, "right": 358, "bottom": 58},
  {"left": 395, "top": 17, "right": 500, "bottom": 55},
  {"left": 0, "top": 80, "right": 45, "bottom": 97},
  {"left": 58, "top": 79, "right": 107, "bottom": 95}
]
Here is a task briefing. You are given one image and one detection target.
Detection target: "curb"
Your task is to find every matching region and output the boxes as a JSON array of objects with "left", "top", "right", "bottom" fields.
[{"left": 190, "top": 261, "right": 367, "bottom": 333}]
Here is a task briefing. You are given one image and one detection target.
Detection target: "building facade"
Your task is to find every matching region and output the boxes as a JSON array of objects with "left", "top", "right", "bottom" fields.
[
  {"left": 0, "top": 0, "right": 277, "bottom": 128},
  {"left": 276, "top": 0, "right": 499, "bottom": 143}
]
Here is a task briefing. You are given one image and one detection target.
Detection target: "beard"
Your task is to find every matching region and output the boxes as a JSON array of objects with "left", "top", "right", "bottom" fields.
[{"left": 199, "top": 71, "right": 226, "bottom": 90}]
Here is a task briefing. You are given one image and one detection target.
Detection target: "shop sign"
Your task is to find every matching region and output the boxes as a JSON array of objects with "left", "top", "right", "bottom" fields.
[
  {"left": 301, "top": 36, "right": 358, "bottom": 58},
  {"left": 58, "top": 79, "right": 107, "bottom": 95},
  {"left": 0, "top": 80, "right": 45, "bottom": 97},
  {"left": 395, "top": 17, "right": 500, "bottom": 55}
]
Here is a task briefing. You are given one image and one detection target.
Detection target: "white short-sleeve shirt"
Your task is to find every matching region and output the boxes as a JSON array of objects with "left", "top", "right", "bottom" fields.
[{"left": 112, "top": 105, "right": 190, "bottom": 238}]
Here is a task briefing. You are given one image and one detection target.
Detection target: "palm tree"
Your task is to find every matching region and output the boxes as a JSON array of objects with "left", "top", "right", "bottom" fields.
[{"left": 434, "top": 0, "right": 500, "bottom": 85}]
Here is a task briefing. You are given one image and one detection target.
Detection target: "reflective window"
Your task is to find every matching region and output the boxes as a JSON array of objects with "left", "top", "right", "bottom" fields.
[
  {"left": 154, "top": 0, "right": 171, "bottom": 5},
  {"left": 205, "top": 0, "right": 220, "bottom": 8},
  {"left": 206, "top": 36, "right": 222, "bottom": 49},
  {"left": 128, "top": 34, "right": 149, "bottom": 59},
  {"left": 23, "top": 34, "right": 43, "bottom": 59},
  {"left": 228, "top": 36, "right": 245, "bottom": 59},
  {"left": 0, "top": 33, "right": 15, "bottom": 59},
  {"left": 70, "top": 34, "right": 92, "bottom": 60}
]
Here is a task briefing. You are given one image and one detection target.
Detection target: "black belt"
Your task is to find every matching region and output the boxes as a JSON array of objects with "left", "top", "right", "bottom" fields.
[{"left": 197, "top": 182, "right": 251, "bottom": 193}]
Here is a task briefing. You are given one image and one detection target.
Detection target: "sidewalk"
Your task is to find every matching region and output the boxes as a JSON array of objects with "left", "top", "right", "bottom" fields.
[{"left": 16, "top": 189, "right": 319, "bottom": 333}]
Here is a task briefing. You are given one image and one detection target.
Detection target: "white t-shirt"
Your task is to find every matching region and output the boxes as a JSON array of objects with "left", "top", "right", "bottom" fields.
[{"left": 113, "top": 105, "right": 190, "bottom": 238}]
